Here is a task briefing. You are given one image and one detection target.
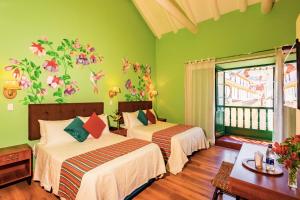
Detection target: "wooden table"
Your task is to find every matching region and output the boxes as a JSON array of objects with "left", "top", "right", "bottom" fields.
[{"left": 228, "top": 143, "right": 300, "bottom": 200}]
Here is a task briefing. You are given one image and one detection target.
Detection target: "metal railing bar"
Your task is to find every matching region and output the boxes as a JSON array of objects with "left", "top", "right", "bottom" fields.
[
  {"left": 216, "top": 105, "right": 273, "bottom": 110},
  {"left": 243, "top": 107, "right": 245, "bottom": 129},
  {"left": 220, "top": 105, "right": 273, "bottom": 132},
  {"left": 266, "top": 109, "right": 269, "bottom": 131},
  {"left": 250, "top": 108, "right": 252, "bottom": 129},
  {"left": 229, "top": 107, "right": 231, "bottom": 127},
  {"left": 236, "top": 108, "right": 238, "bottom": 128},
  {"left": 257, "top": 108, "right": 260, "bottom": 130}
]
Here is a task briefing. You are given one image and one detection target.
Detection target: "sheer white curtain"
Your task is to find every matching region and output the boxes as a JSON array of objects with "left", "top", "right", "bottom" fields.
[
  {"left": 185, "top": 60, "right": 215, "bottom": 145},
  {"left": 273, "top": 49, "right": 284, "bottom": 142},
  {"left": 274, "top": 49, "right": 297, "bottom": 142}
]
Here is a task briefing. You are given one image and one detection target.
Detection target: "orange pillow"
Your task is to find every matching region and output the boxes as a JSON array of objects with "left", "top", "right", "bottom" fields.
[
  {"left": 146, "top": 109, "right": 156, "bottom": 124},
  {"left": 83, "top": 112, "right": 106, "bottom": 138}
]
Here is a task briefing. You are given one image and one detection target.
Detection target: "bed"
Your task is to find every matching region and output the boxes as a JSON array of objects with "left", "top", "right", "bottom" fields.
[
  {"left": 118, "top": 101, "right": 209, "bottom": 175},
  {"left": 29, "top": 102, "right": 166, "bottom": 200}
]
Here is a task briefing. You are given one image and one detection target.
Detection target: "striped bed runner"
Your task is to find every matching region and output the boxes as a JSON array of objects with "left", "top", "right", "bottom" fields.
[
  {"left": 152, "top": 125, "right": 193, "bottom": 162},
  {"left": 58, "top": 138, "right": 150, "bottom": 200}
]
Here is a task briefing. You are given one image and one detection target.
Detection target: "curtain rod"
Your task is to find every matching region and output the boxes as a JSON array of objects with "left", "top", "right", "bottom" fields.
[
  {"left": 216, "top": 47, "right": 296, "bottom": 65},
  {"left": 215, "top": 52, "right": 275, "bottom": 65},
  {"left": 185, "top": 44, "right": 294, "bottom": 65},
  {"left": 216, "top": 48, "right": 274, "bottom": 61}
]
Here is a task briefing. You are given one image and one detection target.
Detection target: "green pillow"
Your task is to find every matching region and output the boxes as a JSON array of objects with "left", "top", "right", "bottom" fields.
[
  {"left": 64, "top": 117, "right": 89, "bottom": 142},
  {"left": 137, "top": 110, "right": 148, "bottom": 126}
]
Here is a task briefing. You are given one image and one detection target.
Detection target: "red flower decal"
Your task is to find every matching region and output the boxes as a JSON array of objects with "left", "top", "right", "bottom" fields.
[
  {"left": 43, "top": 59, "right": 59, "bottom": 72},
  {"left": 30, "top": 42, "right": 45, "bottom": 56}
]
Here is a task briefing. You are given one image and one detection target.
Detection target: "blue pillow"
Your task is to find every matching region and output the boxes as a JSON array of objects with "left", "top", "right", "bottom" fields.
[
  {"left": 137, "top": 110, "right": 148, "bottom": 126},
  {"left": 64, "top": 117, "right": 89, "bottom": 142}
]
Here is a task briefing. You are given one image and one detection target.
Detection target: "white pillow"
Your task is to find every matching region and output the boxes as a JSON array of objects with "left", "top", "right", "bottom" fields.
[
  {"left": 127, "top": 111, "right": 143, "bottom": 128},
  {"left": 38, "top": 120, "right": 47, "bottom": 144},
  {"left": 79, "top": 114, "right": 110, "bottom": 135},
  {"left": 38, "top": 119, "right": 76, "bottom": 146}
]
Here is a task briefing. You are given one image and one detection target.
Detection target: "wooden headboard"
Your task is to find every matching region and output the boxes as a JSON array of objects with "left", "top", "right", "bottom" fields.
[
  {"left": 28, "top": 102, "right": 104, "bottom": 140},
  {"left": 118, "top": 101, "right": 152, "bottom": 124}
]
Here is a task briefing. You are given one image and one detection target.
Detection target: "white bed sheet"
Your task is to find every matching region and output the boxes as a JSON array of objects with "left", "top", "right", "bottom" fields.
[
  {"left": 127, "top": 121, "right": 209, "bottom": 174},
  {"left": 33, "top": 133, "right": 166, "bottom": 200}
]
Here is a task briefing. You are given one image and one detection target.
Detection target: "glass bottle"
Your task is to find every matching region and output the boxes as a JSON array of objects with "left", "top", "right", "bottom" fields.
[{"left": 266, "top": 144, "right": 275, "bottom": 171}]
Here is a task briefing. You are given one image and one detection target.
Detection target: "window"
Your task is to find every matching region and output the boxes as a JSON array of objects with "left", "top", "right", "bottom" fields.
[
  {"left": 283, "top": 62, "right": 297, "bottom": 108},
  {"left": 224, "top": 66, "right": 274, "bottom": 107},
  {"left": 215, "top": 64, "right": 275, "bottom": 141}
]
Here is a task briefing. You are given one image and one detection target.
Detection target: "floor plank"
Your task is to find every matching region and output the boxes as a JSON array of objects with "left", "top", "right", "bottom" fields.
[
  {"left": 135, "top": 146, "right": 238, "bottom": 200},
  {"left": 216, "top": 135, "right": 270, "bottom": 150},
  {"left": 0, "top": 146, "right": 238, "bottom": 200}
]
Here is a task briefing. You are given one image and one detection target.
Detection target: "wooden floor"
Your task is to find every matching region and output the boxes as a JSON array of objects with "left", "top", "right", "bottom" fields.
[
  {"left": 0, "top": 146, "right": 238, "bottom": 200},
  {"left": 216, "top": 135, "right": 270, "bottom": 150}
]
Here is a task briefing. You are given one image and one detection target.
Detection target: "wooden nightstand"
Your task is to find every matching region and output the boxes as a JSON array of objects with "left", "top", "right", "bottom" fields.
[
  {"left": 157, "top": 117, "right": 167, "bottom": 122},
  {"left": 109, "top": 127, "right": 127, "bottom": 137},
  {"left": 0, "top": 144, "right": 32, "bottom": 188}
]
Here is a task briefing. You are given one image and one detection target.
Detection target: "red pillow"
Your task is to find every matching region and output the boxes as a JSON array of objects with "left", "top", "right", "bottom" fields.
[
  {"left": 83, "top": 112, "right": 106, "bottom": 138},
  {"left": 146, "top": 110, "right": 156, "bottom": 124}
]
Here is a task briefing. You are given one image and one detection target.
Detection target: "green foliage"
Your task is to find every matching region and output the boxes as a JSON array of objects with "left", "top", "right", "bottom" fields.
[
  {"left": 46, "top": 50, "right": 59, "bottom": 58},
  {"left": 123, "top": 62, "right": 152, "bottom": 101}
]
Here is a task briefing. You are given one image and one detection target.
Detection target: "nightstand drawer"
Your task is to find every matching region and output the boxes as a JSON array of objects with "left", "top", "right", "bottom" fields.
[{"left": 0, "top": 150, "right": 31, "bottom": 166}]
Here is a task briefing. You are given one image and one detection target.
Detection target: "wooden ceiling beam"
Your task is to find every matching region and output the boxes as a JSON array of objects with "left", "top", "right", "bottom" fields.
[
  {"left": 261, "top": 0, "right": 275, "bottom": 14},
  {"left": 210, "top": 0, "right": 220, "bottom": 21},
  {"left": 163, "top": 10, "right": 179, "bottom": 33},
  {"left": 154, "top": 0, "right": 197, "bottom": 33},
  {"left": 238, "top": 0, "right": 248, "bottom": 13},
  {"left": 132, "top": 0, "right": 162, "bottom": 38},
  {"left": 174, "top": 0, "right": 197, "bottom": 24}
]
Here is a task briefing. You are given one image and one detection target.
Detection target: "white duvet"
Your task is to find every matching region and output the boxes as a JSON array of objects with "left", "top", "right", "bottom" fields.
[
  {"left": 127, "top": 121, "right": 209, "bottom": 174},
  {"left": 33, "top": 133, "right": 166, "bottom": 200}
]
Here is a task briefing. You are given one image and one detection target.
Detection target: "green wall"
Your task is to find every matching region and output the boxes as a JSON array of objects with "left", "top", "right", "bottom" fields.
[
  {"left": 155, "top": 0, "right": 300, "bottom": 123},
  {"left": 0, "top": 0, "right": 155, "bottom": 148},
  {"left": 1, "top": 0, "right": 300, "bottom": 148}
]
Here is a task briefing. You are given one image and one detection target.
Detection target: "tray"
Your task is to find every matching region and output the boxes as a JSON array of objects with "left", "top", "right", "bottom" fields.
[{"left": 242, "top": 159, "right": 283, "bottom": 176}]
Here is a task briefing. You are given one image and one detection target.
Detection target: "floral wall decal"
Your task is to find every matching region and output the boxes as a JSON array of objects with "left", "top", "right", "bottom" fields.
[
  {"left": 122, "top": 58, "right": 156, "bottom": 101},
  {"left": 4, "top": 37, "right": 104, "bottom": 104}
]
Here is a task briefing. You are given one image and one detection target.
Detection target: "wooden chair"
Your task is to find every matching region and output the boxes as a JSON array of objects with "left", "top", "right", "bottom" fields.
[{"left": 211, "top": 161, "right": 241, "bottom": 200}]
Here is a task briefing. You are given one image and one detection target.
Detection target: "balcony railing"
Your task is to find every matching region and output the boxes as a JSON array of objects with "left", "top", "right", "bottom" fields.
[{"left": 216, "top": 105, "right": 273, "bottom": 141}]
